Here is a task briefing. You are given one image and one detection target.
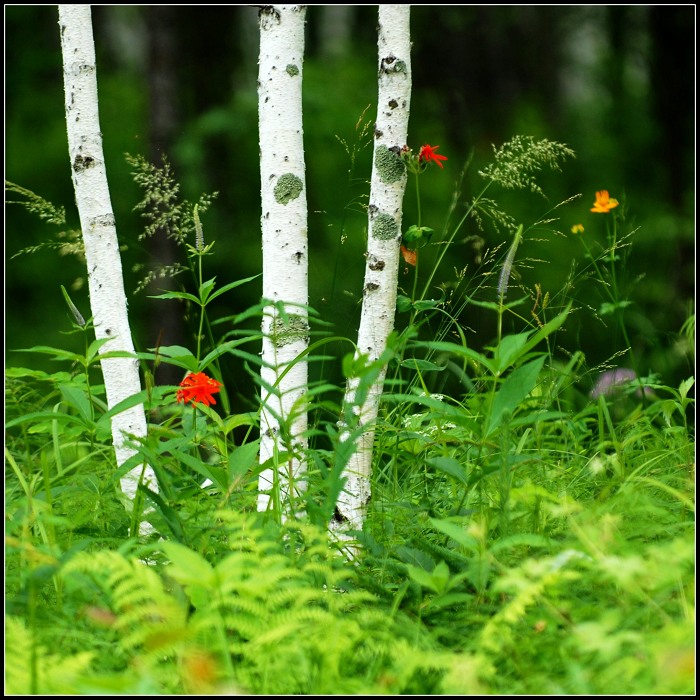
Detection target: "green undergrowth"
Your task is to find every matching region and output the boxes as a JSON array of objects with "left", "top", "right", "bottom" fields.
[
  {"left": 5, "top": 345, "right": 694, "bottom": 694},
  {"left": 5, "top": 134, "right": 695, "bottom": 694}
]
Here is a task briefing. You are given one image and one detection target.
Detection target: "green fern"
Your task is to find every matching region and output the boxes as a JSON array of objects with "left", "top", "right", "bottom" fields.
[
  {"left": 63, "top": 551, "right": 190, "bottom": 659},
  {"left": 5, "top": 616, "right": 96, "bottom": 695},
  {"left": 57, "top": 512, "right": 468, "bottom": 694}
]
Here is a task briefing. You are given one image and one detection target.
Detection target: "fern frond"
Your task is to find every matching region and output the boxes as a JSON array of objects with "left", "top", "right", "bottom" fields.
[
  {"left": 62, "top": 551, "right": 189, "bottom": 658},
  {"left": 5, "top": 616, "right": 96, "bottom": 695}
]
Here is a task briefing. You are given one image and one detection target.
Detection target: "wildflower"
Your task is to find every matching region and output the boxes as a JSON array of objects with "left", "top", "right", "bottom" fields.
[
  {"left": 497, "top": 224, "right": 523, "bottom": 300},
  {"left": 400, "top": 245, "right": 417, "bottom": 266},
  {"left": 571, "top": 224, "right": 585, "bottom": 234},
  {"left": 82, "top": 605, "right": 118, "bottom": 627},
  {"left": 193, "top": 204, "right": 204, "bottom": 251},
  {"left": 418, "top": 144, "right": 448, "bottom": 169},
  {"left": 61, "top": 285, "right": 86, "bottom": 326},
  {"left": 588, "top": 368, "right": 654, "bottom": 400},
  {"left": 183, "top": 650, "right": 220, "bottom": 692},
  {"left": 177, "top": 371, "right": 222, "bottom": 407},
  {"left": 590, "top": 190, "right": 619, "bottom": 213}
]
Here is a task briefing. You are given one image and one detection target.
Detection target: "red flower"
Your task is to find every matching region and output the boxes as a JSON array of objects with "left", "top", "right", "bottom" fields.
[
  {"left": 177, "top": 372, "right": 222, "bottom": 407},
  {"left": 418, "top": 144, "right": 448, "bottom": 169}
]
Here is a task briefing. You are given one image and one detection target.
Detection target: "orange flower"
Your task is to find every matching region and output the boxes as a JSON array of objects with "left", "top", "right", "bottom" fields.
[
  {"left": 177, "top": 372, "right": 222, "bottom": 407},
  {"left": 590, "top": 190, "right": 619, "bottom": 213},
  {"left": 418, "top": 144, "right": 448, "bottom": 169},
  {"left": 182, "top": 650, "right": 220, "bottom": 692},
  {"left": 400, "top": 245, "right": 417, "bottom": 266}
]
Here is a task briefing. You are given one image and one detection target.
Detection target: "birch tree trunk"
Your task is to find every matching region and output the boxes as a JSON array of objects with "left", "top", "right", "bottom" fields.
[
  {"left": 333, "top": 5, "right": 412, "bottom": 536},
  {"left": 257, "top": 5, "right": 309, "bottom": 517},
  {"left": 58, "top": 5, "right": 157, "bottom": 532}
]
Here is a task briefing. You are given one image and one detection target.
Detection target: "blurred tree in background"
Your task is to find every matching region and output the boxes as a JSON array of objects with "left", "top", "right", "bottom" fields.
[{"left": 5, "top": 5, "right": 694, "bottom": 413}]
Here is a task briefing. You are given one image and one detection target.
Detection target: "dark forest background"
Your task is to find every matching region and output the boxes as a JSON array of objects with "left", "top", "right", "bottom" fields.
[{"left": 5, "top": 5, "right": 695, "bottom": 413}]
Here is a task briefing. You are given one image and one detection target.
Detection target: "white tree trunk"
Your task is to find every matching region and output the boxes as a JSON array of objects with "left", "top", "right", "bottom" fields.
[
  {"left": 333, "top": 5, "right": 412, "bottom": 535},
  {"left": 257, "top": 5, "right": 309, "bottom": 517},
  {"left": 58, "top": 5, "right": 157, "bottom": 532}
]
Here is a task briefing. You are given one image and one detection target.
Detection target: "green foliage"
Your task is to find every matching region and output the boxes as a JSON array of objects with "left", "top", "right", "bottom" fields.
[
  {"left": 359, "top": 383, "right": 694, "bottom": 693},
  {"left": 8, "top": 514, "right": 458, "bottom": 694},
  {"left": 6, "top": 181, "right": 84, "bottom": 263},
  {"left": 5, "top": 133, "right": 695, "bottom": 695},
  {"left": 126, "top": 153, "right": 218, "bottom": 246},
  {"left": 126, "top": 153, "right": 219, "bottom": 294},
  {"left": 478, "top": 134, "right": 576, "bottom": 197},
  {"left": 6, "top": 180, "right": 67, "bottom": 226},
  {"left": 5, "top": 617, "right": 96, "bottom": 695}
]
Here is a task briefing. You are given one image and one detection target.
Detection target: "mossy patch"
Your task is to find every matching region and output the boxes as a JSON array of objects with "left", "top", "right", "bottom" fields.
[
  {"left": 274, "top": 173, "right": 303, "bottom": 205},
  {"left": 372, "top": 212, "right": 399, "bottom": 241},
  {"left": 374, "top": 145, "right": 405, "bottom": 184},
  {"left": 286, "top": 64, "right": 300, "bottom": 77},
  {"left": 270, "top": 314, "right": 309, "bottom": 347}
]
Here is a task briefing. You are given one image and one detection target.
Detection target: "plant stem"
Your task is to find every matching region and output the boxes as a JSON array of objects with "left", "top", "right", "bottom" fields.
[{"left": 418, "top": 181, "right": 492, "bottom": 305}]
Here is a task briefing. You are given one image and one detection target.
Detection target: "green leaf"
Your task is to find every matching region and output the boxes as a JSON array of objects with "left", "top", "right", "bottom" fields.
[
  {"left": 426, "top": 456, "right": 469, "bottom": 486},
  {"left": 138, "top": 345, "right": 199, "bottom": 372},
  {"left": 85, "top": 336, "right": 113, "bottom": 362},
  {"left": 429, "top": 518, "right": 480, "bottom": 552},
  {"left": 95, "top": 386, "right": 174, "bottom": 437},
  {"left": 409, "top": 340, "right": 495, "bottom": 374},
  {"left": 4, "top": 367, "right": 71, "bottom": 381},
  {"left": 227, "top": 440, "right": 261, "bottom": 482},
  {"left": 679, "top": 377, "right": 694, "bottom": 402},
  {"left": 467, "top": 295, "right": 528, "bottom": 312},
  {"left": 599, "top": 300, "right": 632, "bottom": 316},
  {"left": 198, "top": 277, "right": 217, "bottom": 305},
  {"left": 156, "top": 345, "right": 197, "bottom": 359},
  {"left": 161, "top": 541, "right": 215, "bottom": 587},
  {"left": 222, "top": 413, "right": 258, "bottom": 435},
  {"left": 489, "top": 533, "right": 552, "bottom": 554},
  {"left": 92, "top": 350, "right": 141, "bottom": 361},
  {"left": 58, "top": 384, "right": 94, "bottom": 425},
  {"left": 13, "top": 345, "right": 85, "bottom": 363},
  {"left": 491, "top": 332, "right": 530, "bottom": 374},
  {"left": 396, "top": 295, "right": 413, "bottom": 313},
  {"left": 412, "top": 298, "right": 443, "bottom": 311},
  {"left": 396, "top": 546, "right": 435, "bottom": 570},
  {"left": 400, "top": 358, "right": 446, "bottom": 372},
  {"left": 493, "top": 303, "right": 572, "bottom": 374},
  {"left": 405, "top": 560, "right": 450, "bottom": 594},
  {"left": 198, "top": 337, "right": 262, "bottom": 372},
  {"left": 61, "top": 284, "right": 86, "bottom": 326},
  {"left": 139, "top": 484, "right": 185, "bottom": 542},
  {"left": 486, "top": 355, "right": 546, "bottom": 435},
  {"left": 149, "top": 290, "right": 201, "bottom": 304},
  {"left": 405, "top": 563, "right": 439, "bottom": 591},
  {"left": 178, "top": 452, "right": 228, "bottom": 491},
  {"left": 430, "top": 560, "right": 451, "bottom": 592},
  {"left": 5, "top": 411, "right": 91, "bottom": 431},
  {"left": 205, "top": 273, "right": 261, "bottom": 304},
  {"left": 402, "top": 224, "right": 433, "bottom": 243}
]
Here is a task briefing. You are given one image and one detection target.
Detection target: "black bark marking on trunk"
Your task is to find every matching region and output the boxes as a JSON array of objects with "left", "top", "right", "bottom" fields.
[{"left": 73, "top": 154, "right": 95, "bottom": 172}]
